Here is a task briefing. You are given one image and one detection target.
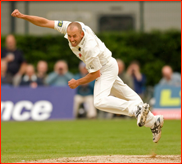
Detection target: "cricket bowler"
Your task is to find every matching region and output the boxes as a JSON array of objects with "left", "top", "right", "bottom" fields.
[{"left": 11, "top": 9, "right": 164, "bottom": 143}]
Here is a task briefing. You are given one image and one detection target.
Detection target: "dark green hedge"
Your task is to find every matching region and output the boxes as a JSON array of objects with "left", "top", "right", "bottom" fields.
[{"left": 1, "top": 30, "right": 181, "bottom": 86}]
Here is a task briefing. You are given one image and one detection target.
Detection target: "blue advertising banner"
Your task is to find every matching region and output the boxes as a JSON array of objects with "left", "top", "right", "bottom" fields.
[
  {"left": 1, "top": 87, "right": 76, "bottom": 121},
  {"left": 154, "top": 85, "right": 181, "bottom": 109},
  {"left": 153, "top": 85, "right": 181, "bottom": 119}
]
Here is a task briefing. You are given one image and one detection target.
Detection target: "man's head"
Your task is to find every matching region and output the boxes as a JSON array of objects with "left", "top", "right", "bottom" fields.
[
  {"left": 129, "top": 60, "right": 140, "bottom": 74},
  {"left": 6, "top": 34, "right": 16, "bottom": 51},
  {"left": 67, "top": 22, "right": 84, "bottom": 47},
  {"left": 116, "top": 59, "right": 125, "bottom": 74},
  {"left": 25, "top": 64, "right": 35, "bottom": 77},
  {"left": 54, "top": 60, "right": 68, "bottom": 75},
  {"left": 37, "top": 60, "right": 48, "bottom": 74},
  {"left": 162, "top": 65, "right": 173, "bottom": 81}
]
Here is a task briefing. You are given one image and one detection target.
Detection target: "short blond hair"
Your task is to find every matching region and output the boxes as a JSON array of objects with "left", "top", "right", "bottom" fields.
[{"left": 67, "top": 22, "right": 83, "bottom": 33}]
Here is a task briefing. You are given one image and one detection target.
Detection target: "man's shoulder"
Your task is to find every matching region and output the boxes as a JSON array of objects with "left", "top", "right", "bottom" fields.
[
  {"left": 47, "top": 72, "right": 57, "bottom": 77},
  {"left": 159, "top": 78, "right": 166, "bottom": 84},
  {"left": 172, "top": 72, "right": 181, "bottom": 79},
  {"left": 83, "top": 35, "right": 97, "bottom": 50},
  {"left": 1, "top": 48, "right": 7, "bottom": 57},
  {"left": 1, "top": 47, "right": 6, "bottom": 51},
  {"left": 173, "top": 72, "right": 181, "bottom": 76},
  {"left": 14, "top": 48, "right": 24, "bottom": 55},
  {"left": 65, "top": 72, "right": 74, "bottom": 78}
]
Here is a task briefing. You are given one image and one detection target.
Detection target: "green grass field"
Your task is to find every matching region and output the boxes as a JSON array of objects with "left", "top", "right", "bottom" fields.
[{"left": 1, "top": 119, "right": 181, "bottom": 163}]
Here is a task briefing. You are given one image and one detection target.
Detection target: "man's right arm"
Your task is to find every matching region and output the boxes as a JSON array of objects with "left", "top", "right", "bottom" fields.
[{"left": 11, "top": 9, "right": 54, "bottom": 29}]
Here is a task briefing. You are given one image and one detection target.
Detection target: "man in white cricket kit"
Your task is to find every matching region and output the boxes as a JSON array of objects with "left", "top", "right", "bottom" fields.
[{"left": 11, "top": 9, "right": 164, "bottom": 143}]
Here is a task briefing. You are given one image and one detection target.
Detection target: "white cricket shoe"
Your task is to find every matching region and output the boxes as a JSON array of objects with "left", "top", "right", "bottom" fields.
[
  {"left": 151, "top": 115, "right": 164, "bottom": 143},
  {"left": 136, "top": 103, "right": 150, "bottom": 127}
]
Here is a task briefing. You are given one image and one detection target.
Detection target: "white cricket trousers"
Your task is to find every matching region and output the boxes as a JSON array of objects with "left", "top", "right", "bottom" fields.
[
  {"left": 73, "top": 95, "right": 97, "bottom": 118},
  {"left": 94, "top": 57, "right": 155, "bottom": 128}
]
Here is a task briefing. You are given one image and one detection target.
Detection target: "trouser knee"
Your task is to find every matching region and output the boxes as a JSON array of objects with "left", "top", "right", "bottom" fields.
[{"left": 94, "top": 98, "right": 105, "bottom": 110}]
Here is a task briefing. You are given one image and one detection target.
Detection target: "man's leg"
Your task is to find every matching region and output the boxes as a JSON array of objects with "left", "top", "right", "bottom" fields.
[
  {"left": 110, "top": 76, "right": 154, "bottom": 126},
  {"left": 93, "top": 57, "right": 163, "bottom": 143},
  {"left": 84, "top": 95, "right": 97, "bottom": 118},
  {"left": 73, "top": 95, "right": 84, "bottom": 118},
  {"left": 94, "top": 57, "right": 142, "bottom": 117},
  {"left": 111, "top": 75, "right": 164, "bottom": 143}
]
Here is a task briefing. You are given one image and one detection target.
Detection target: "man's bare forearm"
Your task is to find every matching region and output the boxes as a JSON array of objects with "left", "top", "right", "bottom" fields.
[
  {"left": 11, "top": 9, "right": 54, "bottom": 28},
  {"left": 77, "top": 71, "right": 100, "bottom": 85},
  {"left": 68, "top": 70, "right": 100, "bottom": 89},
  {"left": 21, "top": 15, "right": 50, "bottom": 27}
]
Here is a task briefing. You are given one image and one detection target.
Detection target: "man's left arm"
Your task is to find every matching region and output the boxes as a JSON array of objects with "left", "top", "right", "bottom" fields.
[{"left": 68, "top": 70, "right": 100, "bottom": 89}]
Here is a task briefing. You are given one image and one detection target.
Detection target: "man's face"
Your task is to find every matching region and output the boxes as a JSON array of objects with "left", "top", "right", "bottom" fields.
[
  {"left": 162, "top": 67, "right": 172, "bottom": 80},
  {"left": 55, "top": 62, "right": 66, "bottom": 75},
  {"left": 37, "top": 62, "right": 48, "bottom": 73},
  {"left": 67, "top": 27, "right": 84, "bottom": 47},
  {"left": 26, "top": 65, "right": 35, "bottom": 77},
  {"left": 117, "top": 62, "right": 124, "bottom": 74},
  {"left": 6, "top": 35, "right": 16, "bottom": 50}
]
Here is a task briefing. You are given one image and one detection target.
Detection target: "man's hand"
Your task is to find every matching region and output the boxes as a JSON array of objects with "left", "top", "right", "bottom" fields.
[
  {"left": 11, "top": 9, "right": 54, "bottom": 29},
  {"left": 68, "top": 78, "right": 79, "bottom": 89},
  {"left": 68, "top": 70, "right": 100, "bottom": 89},
  {"left": 11, "top": 9, "right": 23, "bottom": 18},
  {"left": 5, "top": 54, "right": 14, "bottom": 62}
]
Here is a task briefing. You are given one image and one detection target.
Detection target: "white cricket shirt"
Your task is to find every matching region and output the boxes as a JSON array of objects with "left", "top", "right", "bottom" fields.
[{"left": 54, "top": 20, "right": 112, "bottom": 73}]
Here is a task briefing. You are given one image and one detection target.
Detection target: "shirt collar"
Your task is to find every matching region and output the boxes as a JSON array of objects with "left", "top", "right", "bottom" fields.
[{"left": 77, "top": 33, "right": 86, "bottom": 48}]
